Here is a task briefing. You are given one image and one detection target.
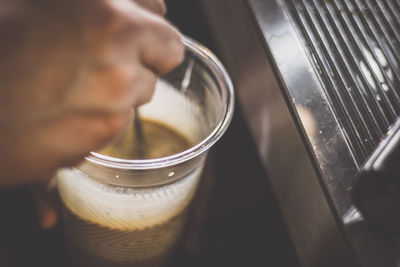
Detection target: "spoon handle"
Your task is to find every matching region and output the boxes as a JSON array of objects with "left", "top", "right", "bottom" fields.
[{"left": 134, "top": 108, "right": 146, "bottom": 158}]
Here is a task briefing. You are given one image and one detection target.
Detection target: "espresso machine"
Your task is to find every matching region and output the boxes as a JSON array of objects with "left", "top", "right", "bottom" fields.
[{"left": 201, "top": 0, "right": 400, "bottom": 266}]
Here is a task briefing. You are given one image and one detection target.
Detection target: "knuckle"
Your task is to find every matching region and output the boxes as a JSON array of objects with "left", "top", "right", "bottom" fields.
[
  {"left": 84, "top": 2, "right": 120, "bottom": 42},
  {"left": 92, "top": 1, "right": 146, "bottom": 47},
  {"left": 162, "top": 32, "right": 185, "bottom": 72},
  {"left": 105, "top": 65, "right": 138, "bottom": 105},
  {"left": 170, "top": 36, "right": 185, "bottom": 66},
  {"left": 144, "top": 21, "right": 184, "bottom": 74}
]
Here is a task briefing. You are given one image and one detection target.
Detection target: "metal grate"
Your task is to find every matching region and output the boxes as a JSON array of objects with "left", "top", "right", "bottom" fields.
[{"left": 283, "top": 0, "right": 400, "bottom": 165}]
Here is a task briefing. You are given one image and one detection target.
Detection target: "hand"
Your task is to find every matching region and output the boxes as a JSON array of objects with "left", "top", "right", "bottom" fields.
[
  {"left": 23, "top": 0, "right": 182, "bottom": 230},
  {"left": 0, "top": 0, "right": 184, "bottom": 185}
]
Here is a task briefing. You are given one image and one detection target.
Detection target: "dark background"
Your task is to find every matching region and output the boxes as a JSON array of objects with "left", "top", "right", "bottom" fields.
[{"left": 0, "top": 1, "right": 300, "bottom": 266}]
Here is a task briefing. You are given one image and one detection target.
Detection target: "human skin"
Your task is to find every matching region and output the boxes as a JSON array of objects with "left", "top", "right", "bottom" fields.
[{"left": 0, "top": 0, "right": 184, "bottom": 185}]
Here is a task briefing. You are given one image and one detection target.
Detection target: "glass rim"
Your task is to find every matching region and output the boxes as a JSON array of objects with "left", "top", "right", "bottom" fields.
[{"left": 86, "top": 35, "right": 234, "bottom": 170}]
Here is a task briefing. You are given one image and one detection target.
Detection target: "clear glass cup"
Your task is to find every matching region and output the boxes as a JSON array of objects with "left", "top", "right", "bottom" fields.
[{"left": 56, "top": 36, "right": 234, "bottom": 267}]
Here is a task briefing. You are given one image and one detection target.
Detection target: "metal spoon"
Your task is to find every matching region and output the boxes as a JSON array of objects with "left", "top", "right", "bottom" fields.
[
  {"left": 180, "top": 58, "right": 194, "bottom": 94},
  {"left": 133, "top": 108, "right": 146, "bottom": 158}
]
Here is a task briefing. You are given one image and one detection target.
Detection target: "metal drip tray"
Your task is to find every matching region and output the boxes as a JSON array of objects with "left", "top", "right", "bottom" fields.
[
  {"left": 284, "top": 0, "right": 400, "bottom": 166},
  {"left": 202, "top": 0, "right": 400, "bottom": 266}
]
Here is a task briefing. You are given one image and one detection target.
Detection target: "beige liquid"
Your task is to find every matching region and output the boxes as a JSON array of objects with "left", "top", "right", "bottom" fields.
[
  {"left": 100, "top": 119, "right": 192, "bottom": 159},
  {"left": 57, "top": 121, "right": 199, "bottom": 267}
]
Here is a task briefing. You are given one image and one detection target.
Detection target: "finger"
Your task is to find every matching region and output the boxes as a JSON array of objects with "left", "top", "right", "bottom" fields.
[
  {"left": 66, "top": 63, "right": 138, "bottom": 113},
  {"left": 106, "top": 1, "right": 184, "bottom": 75},
  {"left": 129, "top": 67, "right": 158, "bottom": 106},
  {"left": 133, "top": 0, "right": 167, "bottom": 16},
  {"left": 138, "top": 18, "right": 185, "bottom": 75},
  {"left": 66, "top": 63, "right": 157, "bottom": 113},
  {"left": 31, "top": 178, "right": 59, "bottom": 229},
  {"left": 8, "top": 110, "right": 133, "bottom": 185},
  {"left": 47, "top": 111, "right": 134, "bottom": 165},
  {"left": 82, "top": 1, "right": 184, "bottom": 76}
]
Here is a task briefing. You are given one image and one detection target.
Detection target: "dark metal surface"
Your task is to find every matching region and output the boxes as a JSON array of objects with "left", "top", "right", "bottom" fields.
[
  {"left": 284, "top": 0, "right": 400, "bottom": 166},
  {"left": 352, "top": 117, "right": 400, "bottom": 234},
  {"left": 202, "top": 0, "right": 400, "bottom": 266},
  {"left": 201, "top": 0, "right": 357, "bottom": 266}
]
